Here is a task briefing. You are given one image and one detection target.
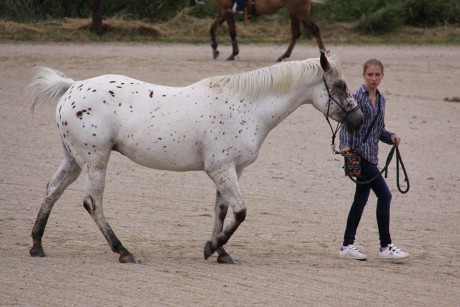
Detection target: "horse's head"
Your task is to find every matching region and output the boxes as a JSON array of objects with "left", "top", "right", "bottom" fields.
[{"left": 314, "top": 52, "right": 363, "bottom": 132}]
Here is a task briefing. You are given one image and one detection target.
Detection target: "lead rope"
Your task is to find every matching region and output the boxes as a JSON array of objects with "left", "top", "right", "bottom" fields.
[
  {"left": 343, "top": 143, "right": 410, "bottom": 194},
  {"left": 394, "top": 145, "right": 410, "bottom": 193}
]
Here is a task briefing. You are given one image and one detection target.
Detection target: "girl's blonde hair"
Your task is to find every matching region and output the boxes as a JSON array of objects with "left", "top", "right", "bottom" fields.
[{"left": 363, "top": 59, "right": 384, "bottom": 74}]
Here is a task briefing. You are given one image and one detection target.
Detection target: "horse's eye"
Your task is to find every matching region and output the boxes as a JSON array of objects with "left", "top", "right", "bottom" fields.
[{"left": 335, "top": 81, "right": 347, "bottom": 92}]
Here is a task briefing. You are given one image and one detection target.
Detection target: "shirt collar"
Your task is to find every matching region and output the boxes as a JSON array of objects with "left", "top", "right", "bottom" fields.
[{"left": 360, "top": 84, "right": 381, "bottom": 97}]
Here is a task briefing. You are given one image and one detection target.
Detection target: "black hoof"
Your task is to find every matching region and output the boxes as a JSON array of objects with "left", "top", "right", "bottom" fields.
[
  {"left": 204, "top": 241, "right": 216, "bottom": 260},
  {"left": 30, "top": 247, "right": 46, "bottom": 257},
  {"left": 213, "top": 50, "right": 220, "bottom": 60},
  {"left": 119, "top": 253, "right": 138, "bottom": 264},
  {"left": 217, "top": 253, "right": 234, "bottom": 264}
]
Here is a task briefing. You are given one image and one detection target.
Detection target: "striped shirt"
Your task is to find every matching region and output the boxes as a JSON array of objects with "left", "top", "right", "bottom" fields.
[{"left": 339, "top": 84, "right": 394, "bottom": 165}]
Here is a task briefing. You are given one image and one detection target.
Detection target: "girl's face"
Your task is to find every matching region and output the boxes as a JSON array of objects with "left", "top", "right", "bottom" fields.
[{"left": 363, "top": 65, "right": 384, "bottom": 90}]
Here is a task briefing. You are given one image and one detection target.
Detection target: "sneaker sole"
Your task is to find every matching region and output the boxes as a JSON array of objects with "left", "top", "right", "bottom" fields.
[
  {"left": 379, "top": 255, "right": 409, "bottom": 262},
  {"left": 339, "top": 254, "right": 367, "bottom": 261}
]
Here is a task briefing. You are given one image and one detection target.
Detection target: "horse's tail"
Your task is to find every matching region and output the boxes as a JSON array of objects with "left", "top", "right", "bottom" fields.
[{"left": 28, "top": 66, "right": 75, "bottom": 111}]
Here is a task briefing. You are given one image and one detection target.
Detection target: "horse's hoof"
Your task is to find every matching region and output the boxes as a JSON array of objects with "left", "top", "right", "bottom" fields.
[
  {"left": 119, "top": 253, "right": 138, "bottom": 264},
  {"left": 226, "top": 55, "right": 235, "bottom": 61},
  {"left": 29, "top": 247, "right": 46, "bottom": 257},
  {"left": 217, "top": 253, "right": 234, "bottom": 264},
  {"left": 213, "top": 50, "right": 220, "bottom": 60},
  {"left": 204, "top": 240, "right": 216, "bottom": 260}
]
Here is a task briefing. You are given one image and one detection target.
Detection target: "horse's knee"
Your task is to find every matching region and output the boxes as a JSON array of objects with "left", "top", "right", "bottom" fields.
[{"left": 44, "top": 182, "right": 60, "bottom": 202}]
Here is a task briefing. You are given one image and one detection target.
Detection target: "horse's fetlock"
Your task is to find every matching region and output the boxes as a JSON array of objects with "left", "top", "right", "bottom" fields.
[{"left": 216, "top": 233, "right": 229, "bottom": 246}]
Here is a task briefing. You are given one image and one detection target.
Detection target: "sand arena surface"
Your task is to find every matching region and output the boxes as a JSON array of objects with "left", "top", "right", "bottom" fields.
[{"left": 0, "top": 43, "right": 459, "bottom": 306}]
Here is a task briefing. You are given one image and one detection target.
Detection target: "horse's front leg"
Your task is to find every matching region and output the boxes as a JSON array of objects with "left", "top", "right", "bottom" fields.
[
  {"left": 212, "top": 190, "right": 234, "bottom": 264},
  {"left": 30, "top": 153, "right": 81, "bottom": 258},
  {"left": 278, "top": 14, "right": 301, "bottom": 62},
  {"left": 210, "top": 14, "right": 226, "bottom": 60},
  {"left": 204, "top": 164, "right": 245, "bottom": 263},
  {"left": 225, "top": 13, "right": 239, "bottom": 61},
  {"left": 82, "top": 158, "right": 137, "bottom": 264}
]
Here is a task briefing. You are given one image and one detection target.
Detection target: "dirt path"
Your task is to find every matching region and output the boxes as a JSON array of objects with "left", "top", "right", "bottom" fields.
[{"left": 1, "top": 43, "right": 459, "bottom": 306}]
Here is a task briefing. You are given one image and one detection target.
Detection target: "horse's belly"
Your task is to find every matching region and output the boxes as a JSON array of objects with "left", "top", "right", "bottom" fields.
[{"left": 115, "top": 137, "right": 205, "bottom": 171}]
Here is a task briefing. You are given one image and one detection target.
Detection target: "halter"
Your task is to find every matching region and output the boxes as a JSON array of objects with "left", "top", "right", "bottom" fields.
[{"left": 322, "top": 77, "right": 360, "bottom": 154}]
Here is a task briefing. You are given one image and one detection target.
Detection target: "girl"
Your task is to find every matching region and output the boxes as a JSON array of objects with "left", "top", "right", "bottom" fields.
[{"left": 339, "top": 59, "right": 409, "bottom": 261}]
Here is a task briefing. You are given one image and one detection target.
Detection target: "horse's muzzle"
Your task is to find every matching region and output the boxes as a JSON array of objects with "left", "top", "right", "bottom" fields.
[{"left": 344, "top": 108, "right": 363, "bottom": 133}]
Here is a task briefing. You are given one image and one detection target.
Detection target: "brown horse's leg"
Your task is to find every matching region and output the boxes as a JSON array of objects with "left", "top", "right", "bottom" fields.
[
  {"left": 82, "top": 159, "right": 137, "bottom": 264},
  {"left": 225, "top": 13, "right": 239, "bottom": 61},
  {"left": 212, "top": 190, "right": 234, "bottom": 264},
  {"left": 210, "top": 14, "right": 227, "bottom": 60},
  {"left": 301, "top": 18, "right": 325, "bottom": 52},
  {"left": 30, "top": 153, "right": 81, "bottom": 257},
  {"left": 278, "top": 14, "right": 301, "bottom": 62}
]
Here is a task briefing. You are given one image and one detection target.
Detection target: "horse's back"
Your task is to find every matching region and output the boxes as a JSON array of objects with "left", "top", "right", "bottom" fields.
[{"left": 55, "top": 74, "right": 214, "bottom": 171}]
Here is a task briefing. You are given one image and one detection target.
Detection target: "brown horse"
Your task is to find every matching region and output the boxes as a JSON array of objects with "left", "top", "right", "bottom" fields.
[{"left": 189, "top": 0, "right": 326, "bottom": 61}]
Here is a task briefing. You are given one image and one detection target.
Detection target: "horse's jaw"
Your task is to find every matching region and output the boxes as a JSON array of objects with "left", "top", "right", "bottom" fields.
[{"left": 344, "top": 109, "right": 364, "bottom": 132}]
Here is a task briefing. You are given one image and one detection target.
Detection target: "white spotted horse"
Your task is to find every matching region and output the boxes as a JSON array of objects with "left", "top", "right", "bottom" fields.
[{"left": 28, "top": 52, "right": 362, "bottom": 264}]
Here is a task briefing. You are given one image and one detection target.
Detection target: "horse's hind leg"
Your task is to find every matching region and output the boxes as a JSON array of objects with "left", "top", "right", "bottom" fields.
[
  {"left": 210, "top": 14, "right": 226, "bottom": 60},
  {"left": 30, "top": 150, "right": 81, "bottom": 257},
  {"left": 82, "top": 158, "right": 137, "bottom": 263},
  {"left": 225, "top": 14, "right": 239, "bottom": 61},
  {"left": 300, "top": 17, "right": 325, "bottom": 52},
  {"left": 212, "top": 190, "right": 234, "bottom": 264},
  {"left": 278, "top": 14, "right": 301, "bottom": 62}
]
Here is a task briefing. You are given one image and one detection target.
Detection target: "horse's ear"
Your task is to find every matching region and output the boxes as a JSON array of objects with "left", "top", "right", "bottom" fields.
[{"left": 320, "top": 50, "right": 331, "bottom": 72}]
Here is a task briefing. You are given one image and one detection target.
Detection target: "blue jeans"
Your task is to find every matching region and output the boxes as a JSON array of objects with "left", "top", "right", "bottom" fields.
[
  {"left": 236, "top": 0, "right": 245, "bottom": 11},
  {"left": 343, "top": 158, "right": 393, "bottom": 247}
]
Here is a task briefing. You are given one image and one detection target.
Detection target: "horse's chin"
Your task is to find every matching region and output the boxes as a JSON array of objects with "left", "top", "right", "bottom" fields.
[{"left": 344, "top": 111, "right": 363, "bottom": 133}]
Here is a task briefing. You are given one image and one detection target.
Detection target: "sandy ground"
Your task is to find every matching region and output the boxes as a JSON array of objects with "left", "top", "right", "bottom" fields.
[{"left": 0, "top": 42, "right": 459, "bottom": 306}]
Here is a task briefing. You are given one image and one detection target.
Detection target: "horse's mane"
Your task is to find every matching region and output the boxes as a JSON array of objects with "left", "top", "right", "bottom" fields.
[{"left": 205, "top": 57, "right": 340, "bottom": 97}]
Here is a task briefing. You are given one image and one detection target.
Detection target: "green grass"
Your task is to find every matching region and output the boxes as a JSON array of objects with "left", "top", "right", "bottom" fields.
[{"left": 0, "top": 16, "right": 459, "bottom": 45}]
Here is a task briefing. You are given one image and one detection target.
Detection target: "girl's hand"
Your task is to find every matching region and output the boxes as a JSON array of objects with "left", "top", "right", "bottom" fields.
[
  {"left": 341, "top": 147, "right": 350, "bottom": 155},
  {"left": 391, "top": 134, "right": 401, "bottom": 145}
]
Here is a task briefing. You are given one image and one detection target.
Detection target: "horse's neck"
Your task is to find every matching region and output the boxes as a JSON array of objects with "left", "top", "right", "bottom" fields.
[{"left": 255, "top": 88, "right": 307, "bottom": 131}]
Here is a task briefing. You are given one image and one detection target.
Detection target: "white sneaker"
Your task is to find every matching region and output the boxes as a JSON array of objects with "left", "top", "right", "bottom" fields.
[
  {"left": 379, "top": 244, "right": 409, "bottom": 260},
  {"left": 339, "top": 244, "right": 367, "bottom": 261}
]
